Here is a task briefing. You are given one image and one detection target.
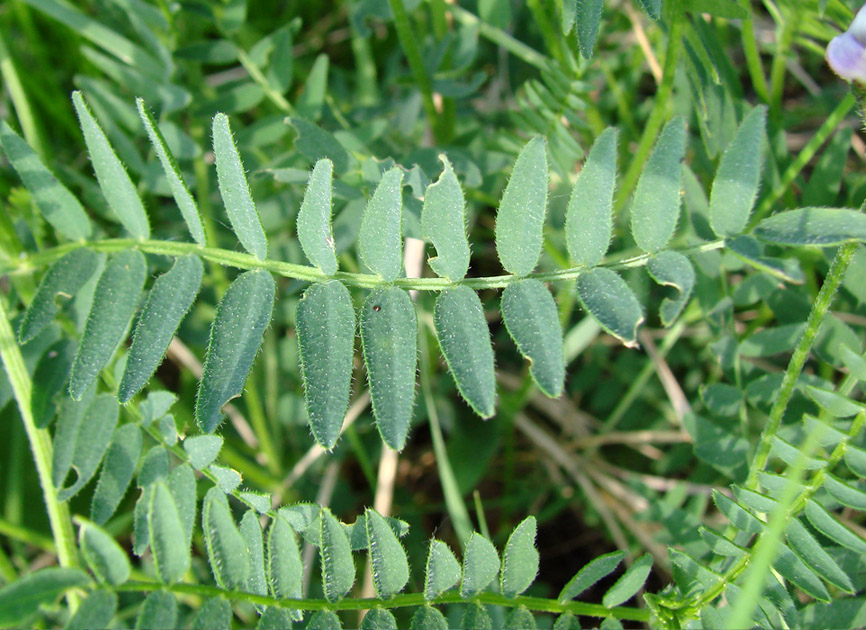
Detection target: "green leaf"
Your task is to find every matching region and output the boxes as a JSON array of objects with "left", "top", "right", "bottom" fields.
[
  {"left": 297, "top": 53, "right": 329, "bottom": 121},
  {"left": 561, "top": 0, "right": 577, "bottom": 33},
  {"left": 495, "top": 136, "right": 548, "bottom": 276},
  {"left": 319, "top": 507, "right": 355, "bottom": 603},
  {"left": 289, "top": 117, "right": 351, "bottom": 175},
  {"left": 575, "top": 0, "right": 603, "bottom": 58},
  {"left": 55, "top": 393, "right": 119, "bottom": 501},
  {"left": 461, "top": 532, "right": 499, "bottom": 598},
  {"left": 824, "top": 473, "right": 866, "bottom": 509},
  {"left": 845, "top": 445, "right": 866, "bottom": 477},
  {"left": 297, "top": 158, "right": 338, "bottom": 275},
  {"left": 602, "top": 554, "right": 652, "bottom": 607},
  {"left": 361, "top": 288, "right": 418, "bottom": 450},
  {"left": 359, "top": 167, "right": 404, "bottom": 281},
  {"left": 754, "top": 208, "right": 866, "bottom": 246},
  {"left": 713, "top": 490, "right": 765, "bottom": 534},
  {"left": 461, "top": 603, "right": 492, "bottom": 630},
  {"left": 698, "top": 527, "right": 747, "bottom": 558},
  {"left": 635, "top": 0, "right": 661, "bottom": 19},
  {"left": 785, "top": 518, "right": 854, "bottom": 592},
  {"left": 739, "top": 323, "right": 805, "bottom": 358},
  {"left": 190, "top": 598, "right": 232, "bottom": 630},
  {"left": 559, "top": 550, "right": 625, "bottom": 601},
  {"left": 71, "top": 91, "right": 149, "bottom": 239},
  {"left": 167, "top": 463, "right": 196, "bottom": 545},
  {"left": 410, "top": 606, "right": 449, "bottom": 630},
  {"left": 726, "top": 235, "right": 805, "bottom": 284},
  {"left": 31, "top": 340, "right": 76, "bottom": 428},
  {"left": 434, "top": 286, "right": 496, "bottom": 418},
  {"left": 362, "top": 608, "right": 399, "bottom": 630},
  {"left": 256, "top": 607, "right": 296, "bottom": 629},
  {"left": 500, "top": 516, "right": 539, "bottom": 597},
  {"left": 212, "top": 112, "right": 268, "bottom": 259},
  {"left": 770, "top": 436, "right": 826, "bottom": 470},
  {"left": 209, "top": 464, "right": 242, "bottom": 492},
  {"left": 670, "top": 549, "right": 723, "bottom": 593},
  {"left": 366, "top": 508, "right": 410, "bottom": 599},
  {"left": 135, "top": 591, "right": 177, "bottom": 630},
  {"left": 576, "top": 267, "right": 644, "bottom": 348},
  {"left": 267, "top": 515, "right": 303, "bottom": 601},
  {"left": 630, "top": 116, "right": 686, "bottom": 253},
  {"left": 840, "top": 344, "right": 866, "bottom": 381},
  {"left": 196, "top": 269, "right": 275, "bottom": 433},
  {"left": 684, "top": 0, "right": 748, "bottom": 18},
  {"left": 0, "top": 568, "right": 90, "bottom": 627},
  {"left": 0, "top": 121, "right": 91, "bottom": 240},
  {"left": 773, "top": 542, "right": 830, "bottom": 602},
  {"left": 239, "top": 510, "right": 268, "bottom": 604},
  {"left": 421, "top": 155, "right": 470, "bottom": 282},
  {"left": 553, "top": 612, "right": 581, "bottom": 630},
  {"left": 424, "top": 539, "right": 461, "bottom": 600},
  {"left": 296, "top": 280, "right": 355, "bottom": 449},
  {"left": 505, "top": 607, "right": 536, "bottom": 630},
  {"left": 733, "top": 485, "right": 779, "bottom": 513},
  {"left": 119, "top": 255, "right": 203, "bottom": 402},
  {"left": 806, "top": 386, "right": 864, "bottom": 418},
  {"left": 307, "top": 610, "right": 342, "bottom": 630},
  {"left": 80, "top": 520, "right": 130, "bottom": 585},
  {"left": 202, "top": 487, "right": 251, "bottom": 590},
  {"left": 501, "top": 280, "right": 564, "bottom": 398},
  {"left": 64, "top": 590, "right": 117, "bottom": 630},
  {"left": 136, "top": 98, "right": 205, "bottom": 245},
  {"left": 647, "top": 251, "right": 695, "bottom": 326},
  {"left": 183, "top": 435, "right": 223, "bottom": 470},
  {"left": 565, "top": 127, "right": 618, "bottom": 267},
  {"left": 709, "top": 105, "right": 767, "bottom": 237},
  {"left": 69, "top": 250, "right": 147, "bottom": 400},
  {"left": 148, "top": 481, "right": 190, "bottom": 584},
  {"left": 19, "top": 249, "right": 101, "bottom": 344}
]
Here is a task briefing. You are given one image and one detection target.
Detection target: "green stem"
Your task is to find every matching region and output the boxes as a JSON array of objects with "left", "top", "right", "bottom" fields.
[
  {"left": 0, "top": 28, "right": 45, "bottom": 158},
  {"left": 114, "top": 580, "right": 651, "bottom": 621},
  {"left": 614, "top": 1, "right": 685, "bottom": 213},
  {"left": 0, "top": 298, "right": 79, "bottom": 598},
  {"left": 768, "top": 8, "right": 800, "bottom": 121},
  {"left": 6, "top": 238, "right": 727, "bottom": 292},
  {"left": 448, "top": 5, "right": 550, "bottom": 71},
  {"left": 737, "top": 0, "right": 769, "bottom": 103},
  {"left": 242, "top": 373, "right": 281, "bottom": 477},
  {"left": 234, "top": 45, "right": 295, "bottom": 115},
  {"left": 745, "top": 242, "right": 858, "bottom": 490}
]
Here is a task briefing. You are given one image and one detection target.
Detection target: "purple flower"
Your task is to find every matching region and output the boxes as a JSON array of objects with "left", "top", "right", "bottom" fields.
[{"left": 827, "top": 4, "right": 866, "bottom": 82}]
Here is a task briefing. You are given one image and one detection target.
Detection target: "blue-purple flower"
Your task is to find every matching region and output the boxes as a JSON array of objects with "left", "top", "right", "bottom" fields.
[{"left": 827, "top": 4, "right": 866, "bottom": 82}]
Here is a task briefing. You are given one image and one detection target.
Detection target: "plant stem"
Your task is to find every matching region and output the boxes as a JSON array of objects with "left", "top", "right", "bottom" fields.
[
  {"left": 768, "top": 7, "right": 800, "bottom": 121},
  {"left": 0, "top": 29, "right": 45, "bottom": 158},
  {"left": 737, "top": 0, "right": 770, "bottom": 103},
  {"left": 448, "top": 5, "right": 550, "bottom": 71}
]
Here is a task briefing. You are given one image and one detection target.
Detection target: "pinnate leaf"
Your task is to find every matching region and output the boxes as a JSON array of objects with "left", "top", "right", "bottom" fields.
[
  {"left": 755, "top": 208, "right": 866, "bottom": 246},
  {"left": 496, "top": 136, "right": 548, "bottom": 276},
  {"left": 630, "top": 116, "right": 686, "bottom": 254},
  {"left": 296, "top": 280, "right": 355, "bottom": 449},
  {"left": 361, "top": 288, "right": 418, "bottom": 450},
  {"left": 212, "top": 112, "right": 268, "bottom": 259},
  {"left": 804, "top": 499, "right": 866, "bottom": 555},
  {"left": 773, "top": 542, "right": 830, "bottom": 602},
  {"left": 576, "top": 267, "right": 644, "bottom": 348},
  {"left": 359, "top": 167, "right": 404, "bottom": 281},
  {"left": 785, "top": 518, "right": 854, "bottom": 592},
  {"left": 421, "top": 155, "right": 470, "bottom": 281},
  {"left": 267, "top": 515, "right": 303, "bottom": 601},
  {"left": 559, "top": 550, "right": 625, "bottom": 601},
  {"left": 91, "top": 423, "right": 142, "bottom": 524},
  {"left": 196, "top": 269, "right": 275, "bottom": 433},
  {"left": 319, "top": 507, "right": 355, "bottom": 602},
  {"left": 239, "top": 510, "right": 268, "bottom": 603},
  {"left": 366, "top": 508, "right": 410, "bottom": 599},
  {"left": 500, "top": 516, "right": 539, "bottom": 597},
  {"left": 602, "top": 553, "right": 652, "bottom": 607},
  {"left": 80, "top": 520, "right": 131, "bottom": 586},
  {"left": 424, "top": 539, "right": 461, "bottom": 600},
  {"left": 0, "top": 568, "right": 90, "bottom": 627},
  {"left": 203, "top": 487, "right": 250, "bottom": 590},
  {"left": 461, "top": 533, "right": 499, "bottom": 598},
  {"left": 72, "top": 91, "right": 150, "bottom": 239},
  {"left": 297, "top": 158, "right": 338, "bottom": 275},
  {"left": 148, "top": 480, "right": 190, "bottom": 583},
  {"left": 647, "top": 250, "right": 695, "bottom": 326}
]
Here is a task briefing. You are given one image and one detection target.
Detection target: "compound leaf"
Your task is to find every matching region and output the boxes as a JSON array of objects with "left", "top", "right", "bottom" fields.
[
  {"left": 359, "top": 167, "right": 404, "bottom": 281},
  {"left": 804, "top": 500, "right": 866, "bottom": 556},
  {"left": 183, "top": 435, "right": 223, "bottom": 471},
  {"left": 297, "top": 158, "right": 338, "bottom": 275},
  {"left": 785, "top": 518, "right": 854, "bottom": 593},
  {"left": 421, "top": 155, "right": 470, "bottom": 281}
]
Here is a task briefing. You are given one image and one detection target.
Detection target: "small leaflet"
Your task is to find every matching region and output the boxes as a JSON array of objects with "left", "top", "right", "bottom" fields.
[
  {"left": 319, "top": 507, "right": 355, "bottom": 603},
  {"left": 576, "top": 267, "right": 644, "bottom": 348},
  {"left": 424, "top": 539, "right": 461, "bottom": 600},
  {"left": 91, "top": 423, "right": 142, "bottom": 524},
  {"left": 202, "top": 487, "right": 251, "bottom": 590},
  {"left": 297, "top": 158, "right": 338, "bottom": 275},
  {"left": 359, "top": 167, "right": 404, "bottom": 282},
  {"left": 148, "top": 480, "right": 190, "bottom": 583},
  {"left": 460, "top": 533, "right": 499, "bottom": 598},
  {"left": 421, "top": 155, "right": 470, "bottom": 282},
  {"left": 366, "top": 508, "right": 410, "bottom": 599},
  {"left": 80, "top": 520, "right": 131, "bottom": 586},
  {"left": 500, "top": 516, "right": 539, "bottom": 597},
  {"left": 755, "top": 207, "right": 866, "bottom": 246},
  {"left": 647, "top": 250, "right": 696, "bottom": 327}
]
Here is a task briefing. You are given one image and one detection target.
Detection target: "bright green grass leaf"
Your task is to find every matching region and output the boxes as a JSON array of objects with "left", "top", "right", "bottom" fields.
[
  {"left": 602, "top": 553, "right": 652, "bottom": 607},
  {"left": 0, "top": 121, "right": 91, "bottom": 240},
  {"left": 773, "top": 542, "right": 830, "bottom": 602},
  {"left": 203, "top": 487, "right": 250, "bottom": 590},
  {"left": 461, "top": 603, "right": 492, "bottom": 630},
  {"left": 713, "top": 490, "right": 765, "bottom": 534},
  {"left": 565, "top": 127, "right": 617, "bottom": 267},
  {"left": 55, "top": 393, "right": 118, "bottom": 501},
  {"left": 297, "top": 158, "right": 338, "bottom": 275},
  {"left": 72, "top": 91, "right": 150, "bottom": 239},
  {"left": 434, "top": 286, "right": 496, "bottom": 418},
  {"left": 20, "top": 249, "right": 101, "bottom": 344},
  {"left": 754, "top": 208, "right": 866, "bottom": 246},
  {"left": 119, "top": 255, "right": 203, "bottom": 402},
  {"left": 65, "top": 590, "right": 117, "bottom": 630},
  {"left": 196, "top": 269, "right": 274, "bottom": 433},
  {"left": 461, "top": 533, "right": 499, "bottom": 598},
  {"left": 709, "top": 105, "right": 767, "bottom": 237},
  {"left": 786, "top": 518, "right": 854, "bottom": 592},
  {"left": 500, "top": 516, "right": 539, "bottom": 597},
  {"left": 505, "top": 607, "right": 536, "bottom": 630},
  {"left": 501, "top": 280, "right": 564, "bottom": 398},
  {"left": 635, "top": 0, "right": 661, "bottom": 19},
  {"left": 495, "top": 136, "right": 548, "bottom": 276},
  {"left": 31, "top": 340, "right": 76, "bottom": 428},
  {"left": 0, "top": 568, "right": 90, "bottom": 627},
  {"left": 559, "top": 550, "right": 625, "bottom": 601},
  {"left": 212, "top": 112, "right": 268, "bottom": 259},
  {"left": 361, "top": 288, "right": 418, "bottom": 450},
  {"left": 239, "top": 510, "right": 268, "bottom": 604},
  {"left": 553, "top": 612, "right": 581, "bottom": 629},
  {"left": 319, "top": 507, "right": 355, "bottom": 603},
  {"left": 296, "top": 280, "right": 355, "bottom": 449},
  {"left": 366, "top": 508, "right": 410, "bottom": 599},
  {"left": 209, "top": 464, "right": 242, "bottom": 492},
  {"left": 424, "top": 539, "right": 461, "bottom": 600},
  {"left": 410, "top": 606, "right": 449, "bottom": 630},
  {"left": 307, "top": 610, "right": 342, "bottom": 630},
  {"left": 845, "top": 445, "right": 866, "bottom": 477},
  {"left": 630, "top": 116, "right": 686, "bottom": 253},
  {"left": 91, "top": 423, "right": 142, "bottom": 524},
  {"left": 421, "top": 155, "right": 470, "bottom": 281},
  {"left": 183, "top": 435, "right": 223, "bottom": 470},
  {"left": 268, "top": 515, "right": 303, "bottom": 601},
  {"left": 80, "top": 520, "right": 130, "bottom": 586},
  {"left": 823, "top": 473, "right": 866, "bottom": 509},
  {"left": 167, "top": 464, "right": 196, "bottom": 545},
  {"left": 576, "top": 267, "right": 644, "bottom": 348},
  {"left": 136, "top": 98, "right": 205, "bottom": 245},
  {"left": 69, "top": 250, "right": 147, "bottom": 400},
  {"left": 362, "top": 608, "right": 398, "bottom": 629},
  {"left": 190, "top": 597, "right": 232, "bottom": 630},
  {"left": 647, "top": 250, "right": 695, "bottom": 326},
  {"left": 148, "top": 480, "right": 190, "bottom": 583},
  {"left": 289, "top": 117, "right": 351, "bottom": 174},
  {"left": 575, "top": 0, "right": 603, "bottom": 58},
  {"left": 359, "top": 167, "right": 404, "bottom": 281},
  {"left": 135, "top": 591, "right": 177, "bottom": 630}
]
